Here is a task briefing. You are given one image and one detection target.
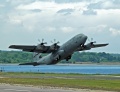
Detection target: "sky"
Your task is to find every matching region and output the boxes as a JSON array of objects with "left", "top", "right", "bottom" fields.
[{"left": 0, "top": 0, "right": 120, "bottom": 53}]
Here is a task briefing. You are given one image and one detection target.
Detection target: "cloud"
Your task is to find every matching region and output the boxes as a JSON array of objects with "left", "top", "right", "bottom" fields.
[
  {"left": 0, "top": 4, "right": 5, "bottom": 7},
  {"left": 88, "top": 1, "right": 120, "bottom": 9},
  {"left": 87, "top": 1, "right": 103, "bottom": 9},
  {"left": 16, "top": 1, "right": 63, "bottom": 11},
  {"left": 61, "top": 27, "right": 74, "bottom": 33},
  {"left": 16, "top": 0, "right": 87, "bottom": 12},
  {"left": 49, "top": 0, "right": 87, "bottom": 4},
  {"left": 46, "top": 27, "right": 56, "bottom": 32},
  {"left": 30, "top": 9, "right": 42, "bottom": 12},
  {"left": 57, "top": 9, "right": 74, "bottom": 15},
  {"left": 109, "top": 28, "right": 120, "bottom": 36},
  {"left": 0, "top": 0, "right": 120, "bottom": 53},
  {"left": 82, "top": 25, "right": 120, "bottom": 37},
  {"left": 83, "top": 9, "right": 97, "bottom": 15},
  {"left": 6, "top": 0, "right": 35, "bottom": 6}
]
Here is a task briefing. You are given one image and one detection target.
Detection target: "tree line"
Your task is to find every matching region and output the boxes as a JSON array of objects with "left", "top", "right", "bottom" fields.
[
  {"left": 0, "top": 50, "right": 120, "bottom": 63},
  {"left": 0, "top": 51, "right": 32, "bottom": 63},
  {"left": 70, "top": 52, "right": 120, "bottom": 63}
]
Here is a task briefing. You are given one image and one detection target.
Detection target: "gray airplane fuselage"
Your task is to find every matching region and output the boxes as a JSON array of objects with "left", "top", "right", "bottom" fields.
[{"left": 37, "top": 34, "right": 87, "bottom": 65}]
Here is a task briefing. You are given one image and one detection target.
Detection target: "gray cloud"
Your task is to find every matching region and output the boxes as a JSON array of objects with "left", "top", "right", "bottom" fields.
[
  {"left": 37, "top": 0, "right": 93, "bottom": 4},
  {"left": 6, "top": 0, "right": 35, "bottom": 6},
  {"left": 30, "top": 9, "right": 42, "bottom": 12},
  {"left": 112, "top": 0, "right": 120, "bottom": 4},
  {"left": 57, "top": 9, "right": 74, "bottom": 15},
  {"left": 88, "top": 1, "right": 120, "bottom": 9},
  {"left": 49, "top": 0, "right": 85, "bottom": 3},
  {"left": 88, "top": 1, "right": 103, "bottom": 9},
  {"left": 83, "top": 9, "right": 97, "bottom": 15}
]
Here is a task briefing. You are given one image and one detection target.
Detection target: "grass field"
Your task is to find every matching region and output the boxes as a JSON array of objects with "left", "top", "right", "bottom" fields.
[{"left": 0, "top": 72, "right": 120, "bottom": 91}]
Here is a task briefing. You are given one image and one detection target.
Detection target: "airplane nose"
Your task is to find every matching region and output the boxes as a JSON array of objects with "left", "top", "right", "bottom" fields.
[
  {"left": 82, "top": 35, "right": 87, "bottom": 43},
  {"left": 77, "top": 34, "right": 87, "bottom": 41}
]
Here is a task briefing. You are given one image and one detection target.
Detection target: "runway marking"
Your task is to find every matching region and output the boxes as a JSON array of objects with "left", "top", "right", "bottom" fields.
[{"left": 4, "top": 89, "right": 29, "bottom": 92}]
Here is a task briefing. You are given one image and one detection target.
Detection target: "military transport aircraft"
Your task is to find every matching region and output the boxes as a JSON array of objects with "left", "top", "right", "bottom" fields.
[{"left": 9, "top": 34, "right": 108, "bottom": 66}]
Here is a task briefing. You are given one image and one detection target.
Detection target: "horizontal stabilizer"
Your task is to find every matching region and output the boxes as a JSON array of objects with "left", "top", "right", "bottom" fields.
[{"left": 19, "top": 62, "right": 39, "bottom": 66}]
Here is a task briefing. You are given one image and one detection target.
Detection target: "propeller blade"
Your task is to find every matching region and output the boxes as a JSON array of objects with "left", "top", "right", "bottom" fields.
[
  {"left": 57, "top": 41, "right": 60, "bottom": 44},
  {"left": 42, "top": 38, "right": 44, "bottom": 43},
  {"left": 54, "top": 39, "right": 56, "bottom": 42},
  {"left": 91, "top": 38, "right": 93, "bottom": 41},
  {"left": 38, "top": 39, "right": 41, "bottom": 43},
  {"left": 37, "top": 39, "right": 47, "bottom": 46},
  {"left": 51, "top": 41, "right": 53, "bottom": 43},
  {"left": 88, "top": 38, "right": 96, "bottom": 44},
  {"left": 88, "top": 39, "right": 90, "bottom": 42}
]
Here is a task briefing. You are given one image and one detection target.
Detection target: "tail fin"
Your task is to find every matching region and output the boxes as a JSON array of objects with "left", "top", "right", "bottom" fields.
[
  {"left": 33, "top": 52, "right": 42, "bottom": 62},
  {"left": 19, "top": 52, "right": 42, "bottom": 66}
]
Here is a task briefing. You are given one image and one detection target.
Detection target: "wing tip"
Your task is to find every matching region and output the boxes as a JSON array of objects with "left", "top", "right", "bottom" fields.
[
  {"left": 105, "top": 43, "right": 109, "bottom": 46},
  {"left": 9, "top": 45, "right": 16, "bottom": 48}
]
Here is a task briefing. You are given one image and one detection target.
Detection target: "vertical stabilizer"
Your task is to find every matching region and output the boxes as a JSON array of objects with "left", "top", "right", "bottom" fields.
[{"left": 33, "top": 52, "right": 42, "bottom": 62}]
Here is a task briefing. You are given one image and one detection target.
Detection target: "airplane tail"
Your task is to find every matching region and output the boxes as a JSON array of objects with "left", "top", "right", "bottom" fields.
[
  {"left": 19, "top": 52, "right": 42, "bottom": 66},
  {"left": 33, "top": 52, "right": 42, "bottom": 62}
]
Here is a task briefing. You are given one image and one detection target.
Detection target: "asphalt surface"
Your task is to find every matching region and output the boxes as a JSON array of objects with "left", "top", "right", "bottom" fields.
[
  {"left": 0, "top": 84, "right": 115, "bottom": 92},
  {"left": 0, "top": 84, "right": 78, "bottom": 92}
]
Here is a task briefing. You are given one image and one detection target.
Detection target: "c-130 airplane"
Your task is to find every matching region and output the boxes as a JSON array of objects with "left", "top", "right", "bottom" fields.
[{"left": 9, "top": 34, "right": 108, "bottom": 66}]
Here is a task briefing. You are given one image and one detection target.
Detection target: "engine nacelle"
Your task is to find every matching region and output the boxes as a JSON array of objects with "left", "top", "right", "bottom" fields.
[
  {"left": 36, "top": 40, "right": 47, "bottom": 50},
  {"left": 85, "top": 42, "right": 93, "bottom": 50},
  {"left": 50, "top": 44, "right": 59, "bottom": 51},
  {"left": 36, "top": 44, "right": 45, "bottom": 50}
]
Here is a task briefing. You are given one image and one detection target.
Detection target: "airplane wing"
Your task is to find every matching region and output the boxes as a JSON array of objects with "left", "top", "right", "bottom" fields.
[
  {"left": 77, "top": 43, "right": 109, "bottom": 51},
  {"left": 9, "top": 45, "right": 36, "bottom": 51},
  {"left": 9, "top": 45, "right": 50, "bottom": 53},
  {"left": 91, "top": 43, "right": 109, "bottom": 48}
]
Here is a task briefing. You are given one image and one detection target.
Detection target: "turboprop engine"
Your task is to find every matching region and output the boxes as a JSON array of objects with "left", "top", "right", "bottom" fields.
[
  {"left": 85, "top": 41, "right": 96, "bottom": 50},
  {"left": 36, "top": 39, "right": 47, "bottom": 50},
  {"left": 50, "top": 39, "right": 60, "bottom": 51}
]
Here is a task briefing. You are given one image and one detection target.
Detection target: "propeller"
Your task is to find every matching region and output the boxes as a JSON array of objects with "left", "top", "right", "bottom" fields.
[
  {"left": 37, "top": 39, "right": 47, "bottom": 50},
  {"left": 51, "top": 39, "right": 60, "bottom": 46},
  {"left": 50, "top": 39, "right": 60, "bottom": 50},
  {"left": 88, "top": 38, "right": 96, "bottom": 45},
  {"left": 84, "top": 37, "right": 97, "bottom": 50},
  {"left": 38, "top": 39, "right": 47, "bottom": 46}
]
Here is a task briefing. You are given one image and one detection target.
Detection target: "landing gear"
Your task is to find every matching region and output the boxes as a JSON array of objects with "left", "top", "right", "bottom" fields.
[
  {"left": 66, "top": 59, "right": 69, "bottom": 61},
  {"left": 55, "top": 55, "right": 61, "bottom": 61},
  {"left": 66, "top": 55, "right": 71, "bottom": 61},
  {"left": 80, "top": 44, "right": 85, "bottom": 50}
]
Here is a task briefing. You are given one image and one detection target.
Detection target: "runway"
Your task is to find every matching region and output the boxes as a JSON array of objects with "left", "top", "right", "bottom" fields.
[
  {"left": 0, "top": 84, "right": 78, "bottom": 92},
  {"left": 0, "top": 84, "right": 115, "bottom": 92},
  {"left": 0, "top": 72, "right": 119, "bottom": 92}
]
